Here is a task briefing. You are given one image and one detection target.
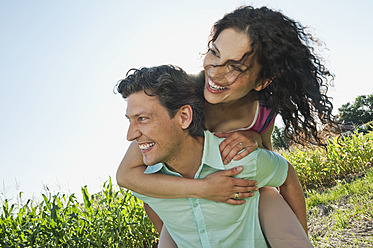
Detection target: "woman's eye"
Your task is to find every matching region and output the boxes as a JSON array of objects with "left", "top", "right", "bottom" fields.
[
  {"left": 208, "top": 48, "right": 218, "bottom": 57},
  {"left": 230, "top": 65, "right": 244, "bottom": 73}
]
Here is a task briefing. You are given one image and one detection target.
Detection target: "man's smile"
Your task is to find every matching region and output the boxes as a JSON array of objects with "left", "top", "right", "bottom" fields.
[{"left": 138, "top": 142, "right": 155, "bottom": 152}]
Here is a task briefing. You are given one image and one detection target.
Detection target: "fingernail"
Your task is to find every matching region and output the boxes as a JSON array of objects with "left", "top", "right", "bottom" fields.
[
  {"left": 236, "top": 166, "right": 243, "bottom": 172},
  {"left": 224, "top": 159, "right": 228, "bottom": 164}
]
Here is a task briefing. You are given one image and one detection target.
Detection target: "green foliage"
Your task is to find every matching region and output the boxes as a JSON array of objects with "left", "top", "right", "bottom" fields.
[
  {"left": 338, "top": 94, "right": 373, "bottom": 124},
  {"left": 306, "top": 167, "right": 373, "bottom": 210},
  {"left": 1, "top": 131, "right": 372, "bottom": 247},
  {"left": 306, "top": 167, "right": 373, "bottom": 246},
  {"left": 282, "top": 131, "right": 373, "bottom": 191},
  {"left": 271, "top": 126, "right": 290, "bottom": 150},
  {"left": 0, "top": 178, "right": 158, "bottom": 247}
]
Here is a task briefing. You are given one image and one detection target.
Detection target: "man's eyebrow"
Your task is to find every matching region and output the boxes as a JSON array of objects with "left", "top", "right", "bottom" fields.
[
  {"left": 125, "top": 112, "right": 152, "bottom": 119},
  {"left": 125, "top": 113, "right": 139, "bottom": 119}
]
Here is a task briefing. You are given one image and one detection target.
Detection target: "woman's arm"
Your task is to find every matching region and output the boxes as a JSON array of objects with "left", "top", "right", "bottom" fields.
[
  {"left": 116, "top": 141, "right": 258, "bottom": 204},
  {"left": 260, "top": 122, "right": 274, "bottom": 151}
]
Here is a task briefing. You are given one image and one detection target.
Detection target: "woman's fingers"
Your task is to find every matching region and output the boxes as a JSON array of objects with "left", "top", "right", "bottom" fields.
[
  {"left": 225, "top": 199, "right": 247, "bottom": 205},
  {"left": 201, "top": 167, "right": 258, "bottom": 204},
  {"left": 222, "top": 143, "right": 244, "bottom": 164},
  {"left": 217, "top": 131, "right": 259, "bottom": 164},
  {"left": 219, "top": 135, "right": 242, "bottom": 163},
  {"left": 224, "top": 190, "right": 257, "bottom": 205},
  {"left": 218, "top": 165, "right": 244, "bottom": 176},
  {"left": 214, "top": 132, "right": 230, "bottom": 138}
]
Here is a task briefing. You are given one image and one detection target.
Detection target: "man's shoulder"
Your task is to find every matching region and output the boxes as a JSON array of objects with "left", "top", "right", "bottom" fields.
[
  {"left": 236, "top": 147, "right": 278, "bottom": 162},
  {"left": 255, "top": 148, "right": 287, "bottom": 164},
  {"left": 228, "top": 148, "right": 287, "bottom": 172}
]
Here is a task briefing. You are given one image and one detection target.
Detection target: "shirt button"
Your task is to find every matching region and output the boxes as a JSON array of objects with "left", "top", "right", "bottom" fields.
[
  {"left": 200, "top": 230, "right": 205, "bottom": 234},
  {"left": 193, "top": 203, "right": 198, "bottom": 207}
]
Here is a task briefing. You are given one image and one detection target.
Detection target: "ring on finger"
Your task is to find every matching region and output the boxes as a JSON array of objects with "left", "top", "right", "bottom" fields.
[{"left": 234, "top": 193, "right": 239, "bottom": 199}]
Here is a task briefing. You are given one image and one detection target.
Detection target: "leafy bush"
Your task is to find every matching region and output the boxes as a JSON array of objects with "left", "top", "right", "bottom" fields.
[
  {"left": 271, "top": 126, "right": 290, "bottom": 150},
  {"left": 1, "top": 131, "right": 372, "bottom": 247},
  {"left": 282, "top": 131, "right": 373, "bottom": 190},
  {"left": 0, "top": 178, "right": 158, "bottom": 247}
]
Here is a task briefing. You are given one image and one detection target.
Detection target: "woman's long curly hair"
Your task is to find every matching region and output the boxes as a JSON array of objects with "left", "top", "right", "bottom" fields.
[{"left": 208, "top": 6, "right": 339, "bottom": 146}]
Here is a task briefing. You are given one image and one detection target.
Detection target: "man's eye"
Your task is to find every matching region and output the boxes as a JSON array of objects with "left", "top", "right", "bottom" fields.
[{"left": 138, "top": 117, "right": 148, "bottom": 121}]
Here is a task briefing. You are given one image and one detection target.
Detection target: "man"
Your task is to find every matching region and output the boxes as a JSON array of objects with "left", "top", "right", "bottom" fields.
[{"left": 116, "top": 65, "right": 311, "bottom": 247}]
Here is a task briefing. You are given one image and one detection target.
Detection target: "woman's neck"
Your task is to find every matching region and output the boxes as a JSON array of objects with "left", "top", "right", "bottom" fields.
[{"left": 205, "top": 93, "right": 258, "bottom": 133}]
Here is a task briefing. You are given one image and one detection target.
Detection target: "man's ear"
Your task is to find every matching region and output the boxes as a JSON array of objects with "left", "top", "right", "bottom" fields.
[
  {"left": 254, "top": 78, "right": 273, "bottom": 91},
  {"left": 178, "top": 105, "right": 193, "bottom": 130}
]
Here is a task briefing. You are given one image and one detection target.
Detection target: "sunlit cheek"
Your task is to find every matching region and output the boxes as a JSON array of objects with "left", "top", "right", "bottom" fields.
[{"left": 225, "top": 73, "right": 241, "bottom": 85}]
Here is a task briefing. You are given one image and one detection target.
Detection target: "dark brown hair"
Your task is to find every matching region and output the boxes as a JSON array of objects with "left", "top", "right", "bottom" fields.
[
  {"left": 116, "top": 65, "right": 206, "bottom": 137},
  {"left": 209, "top": 6, "right": 339, "bottom": 146}
]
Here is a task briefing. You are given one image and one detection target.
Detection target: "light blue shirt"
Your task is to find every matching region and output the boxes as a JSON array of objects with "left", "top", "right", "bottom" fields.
[{"left": 133, "top": 130, "right": 288, "bottom": 248}]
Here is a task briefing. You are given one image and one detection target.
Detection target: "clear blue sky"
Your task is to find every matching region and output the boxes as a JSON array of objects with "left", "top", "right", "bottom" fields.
[{"left": 1, "top": 0, "right": 372, "bottom": 203}]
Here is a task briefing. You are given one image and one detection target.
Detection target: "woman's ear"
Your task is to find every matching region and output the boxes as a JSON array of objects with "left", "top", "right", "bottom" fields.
[
  {"left": 178, "top": 105, "right": 193, "bottom": 130},
  {"left": 255, "top": 78, "right": 273, "bottom": 91}
]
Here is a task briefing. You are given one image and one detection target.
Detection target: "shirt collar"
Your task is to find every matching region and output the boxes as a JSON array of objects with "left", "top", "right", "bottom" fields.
[
  {"left": 144, "top": 163, "right": 163, "bottom": 174},
  {"left": 201, "top": 130, "right": 226, "bottom": 170},
  {"left": 144, "top": 130, "right": 225, "bottom": 175}
]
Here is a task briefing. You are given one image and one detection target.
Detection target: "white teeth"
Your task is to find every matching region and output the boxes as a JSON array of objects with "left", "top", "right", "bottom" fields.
[
  {"left": 139, "top": 142, "right": 155, "bottom": 150},
  {"left": 208, "top": 78, "right": 227, "bottom": 90}
]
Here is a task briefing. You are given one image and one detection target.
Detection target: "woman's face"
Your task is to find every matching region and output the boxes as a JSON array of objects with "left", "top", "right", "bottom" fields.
[{"left": 203, "top": 28, "right": 262, "bottom": 105}]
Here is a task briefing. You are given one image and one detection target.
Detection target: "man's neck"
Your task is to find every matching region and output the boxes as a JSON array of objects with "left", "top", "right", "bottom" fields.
[{"left": 165, "top": 134, "right": 204, "bottom": 179}]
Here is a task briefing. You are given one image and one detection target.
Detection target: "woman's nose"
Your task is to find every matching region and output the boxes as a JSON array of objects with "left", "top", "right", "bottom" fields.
[{"left": 209, "top": 66, "right": 229, "bottom": 80}]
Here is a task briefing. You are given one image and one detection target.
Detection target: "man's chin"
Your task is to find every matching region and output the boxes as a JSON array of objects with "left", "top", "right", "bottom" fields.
[{"left": 143, "top": 157, "right": 156, "bottom": 166}]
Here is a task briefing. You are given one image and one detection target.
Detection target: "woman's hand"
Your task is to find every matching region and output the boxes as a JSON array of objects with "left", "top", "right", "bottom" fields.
[
  {"left": 199, "top": 166, "right": 258, "bottom": 205},
  {"left": 215, "top": 130, "right": 263, "bottom": 164}
]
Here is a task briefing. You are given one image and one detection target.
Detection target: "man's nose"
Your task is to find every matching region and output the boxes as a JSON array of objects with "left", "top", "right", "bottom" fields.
[{"left": 126, "top": 122, "right": 141, "bottom": 141}]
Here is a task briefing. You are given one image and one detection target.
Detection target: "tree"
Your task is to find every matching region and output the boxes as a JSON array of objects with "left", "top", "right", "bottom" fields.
[
  {"left": 271, "top": 125, "right": 290, "bottom": 150},
  {"left": 338, "top": 94, "right": 373, "bottom": 124}
]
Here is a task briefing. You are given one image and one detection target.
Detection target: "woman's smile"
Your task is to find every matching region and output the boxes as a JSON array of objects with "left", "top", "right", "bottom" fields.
[{"left": 206, "top": 76, "right": 229, "bottom": 92}]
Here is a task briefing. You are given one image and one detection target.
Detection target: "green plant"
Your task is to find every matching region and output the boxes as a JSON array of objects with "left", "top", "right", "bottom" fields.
[
  {"left": 1, "top": 131, "right": 373, "bottom": 247},
  {"left": 282, "top": 131, "right": 373, "bottom": 190},
  {"left": 0, "top": 178, "right": 158, "bottom": 247},
  {"left": 306, "top": 167, "right": 373, "bottom": 247},
  {"left": 272, "top": 125, "right": 290, "bottom": 150}
]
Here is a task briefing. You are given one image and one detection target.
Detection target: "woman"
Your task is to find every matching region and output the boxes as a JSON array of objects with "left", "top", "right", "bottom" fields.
[{"left": 117, "top": 6, "right": 336, "bottom": 247}]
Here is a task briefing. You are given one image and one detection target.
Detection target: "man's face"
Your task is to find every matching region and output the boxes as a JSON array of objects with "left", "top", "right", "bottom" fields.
[{"left": 125, "top": 91, "right": 183, "bottom": 166}]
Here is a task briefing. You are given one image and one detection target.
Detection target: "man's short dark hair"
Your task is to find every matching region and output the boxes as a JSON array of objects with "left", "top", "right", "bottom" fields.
[{"left": 116, "top": 65, "right": 206, "bottom": 137}]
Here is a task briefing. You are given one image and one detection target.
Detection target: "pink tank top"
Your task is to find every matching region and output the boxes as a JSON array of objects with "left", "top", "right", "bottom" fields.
[{"left": 228, "top": 100, "right": 277, "bottom": 134}]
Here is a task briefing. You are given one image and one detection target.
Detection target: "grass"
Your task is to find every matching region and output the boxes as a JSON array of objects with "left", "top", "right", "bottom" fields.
[
  {"left": 0, "top": 131, "right": 372, "bottom": 247},
  {"left": 0, "top": 179, "right": 158, "bottom": 247},
  {"left": 306, "top": 167, "right": 373, "bottom": 247},
  {"left": 282, "top": 131, "right": 373, "bottom": 191},
  {"left": 281, "top": 130, "right": 373, "bottom": 247}
]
